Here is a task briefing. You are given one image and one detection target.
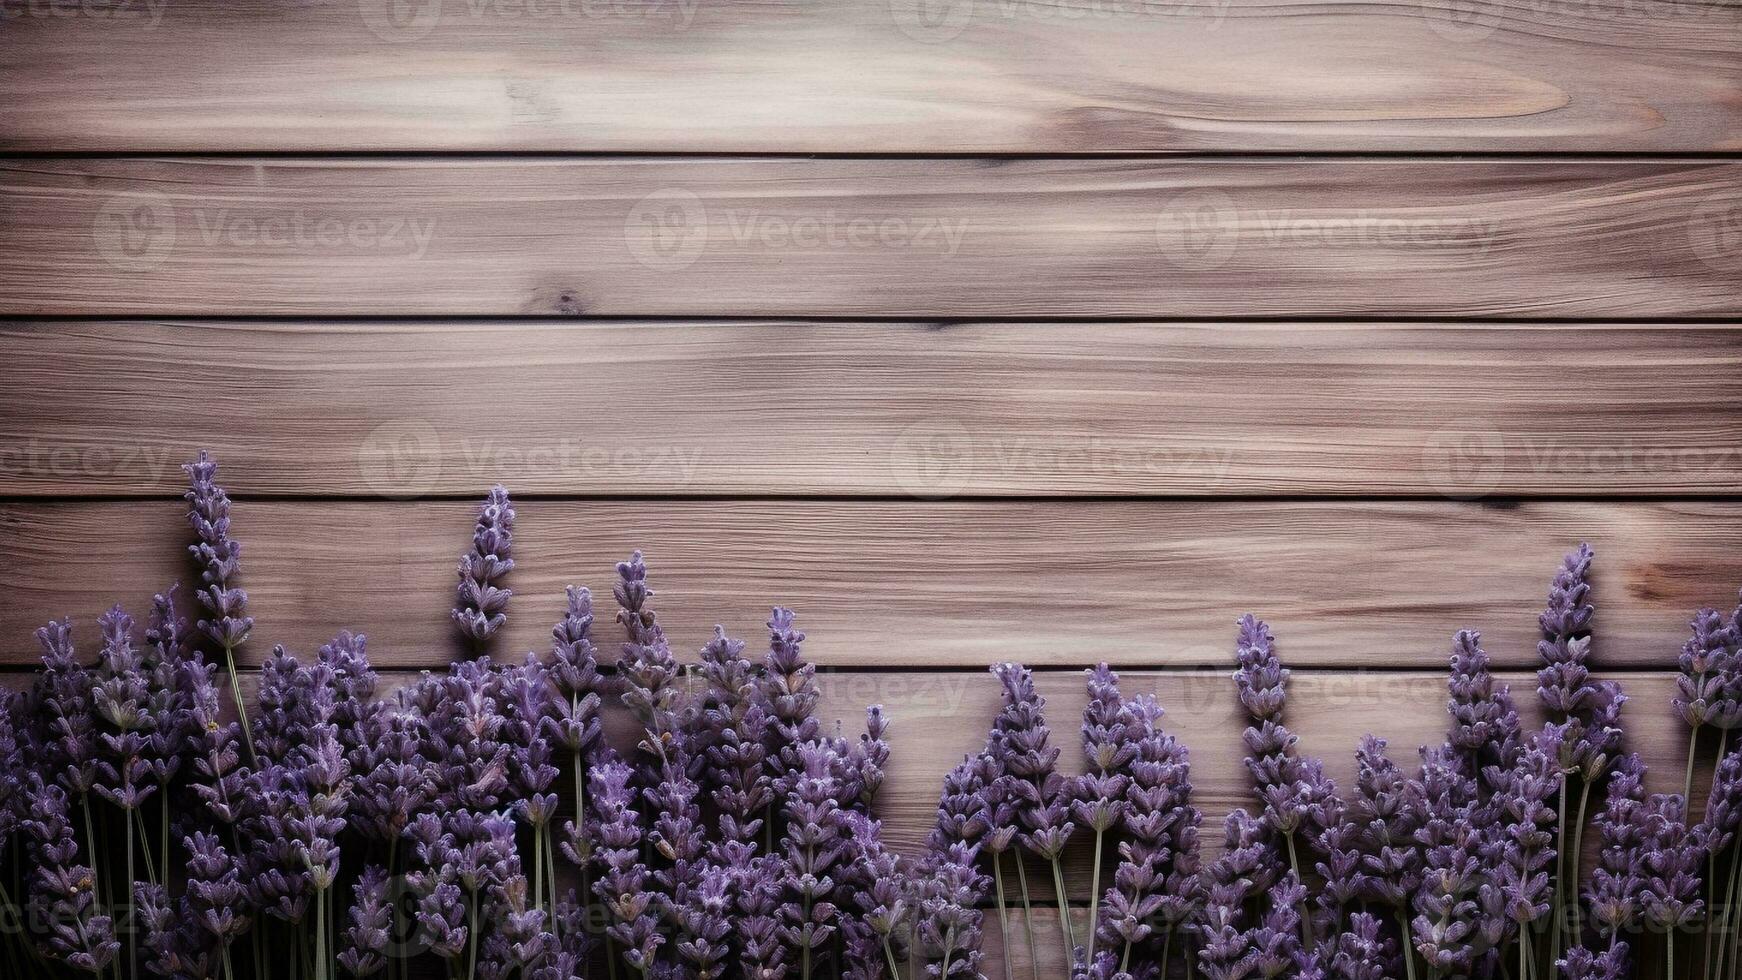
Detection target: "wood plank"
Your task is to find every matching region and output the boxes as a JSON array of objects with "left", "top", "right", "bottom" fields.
[
  {"left": 5, "top": 500, "right": 1738, "bottom": 669},
  {"left": 4, "top": 320, "right": 1741, "bottom": 498},
  {"left": 1, "top": 0, "right": 1737, "bottom": 152},
  {"left": 3, "top": 158, "right": 1738, "bottom": 318}
]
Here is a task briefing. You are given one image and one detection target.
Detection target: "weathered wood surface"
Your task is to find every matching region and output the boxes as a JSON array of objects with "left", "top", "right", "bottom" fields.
[
  {"left": 5, "top": 500, "right": 1736, "bottom": 669},
  {"left": 4, "top": 320, "right": 1740, "bottom": 498},
  {"left": 3, "top": 158, "right": 1738, "bottom": 318},
  {"left": 1, "top": 0, "right": 1737, "bottom": 153}
]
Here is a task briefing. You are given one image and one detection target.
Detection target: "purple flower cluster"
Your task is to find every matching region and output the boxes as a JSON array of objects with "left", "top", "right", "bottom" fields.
[{"left": 9, "top": 455, "right": 1742, "bottom": 980}]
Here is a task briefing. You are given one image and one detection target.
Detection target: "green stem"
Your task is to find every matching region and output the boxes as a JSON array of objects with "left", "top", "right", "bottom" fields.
[
  {"left": 1015, "top": 854, "right": 1039, "bottom": 980},
  {"left": 992, "top": 852, "right": 1014, "bottom": 980},
  {"left": 1050, "top": 857, "right": 1074, "bottom": 972},
  {"left": 1160, "top": 930, "right": 1171, "bottom": 980},
  {"left": 1397, "top": 909, "right": 1417, "bottom": 980},
  {"left": 467, "top": 891, "right": 479, "bottom": 980},
  {"left": 883, "top": 936, "right": 903, "bottom": 980},
  {"left": 159, "top": 793, "right": 169, "bottom": 887},
  {"left": 224, "top": 641, "right": 258, "bottom": 765},
  {"left": 1086, "top": 829, "right": 1104, "bottom": 967},
  {"left": 1567, "top": 777, "right": 1593, "bottom": 946},
  {"left": 1120, "top": 940, "right": 1131, "bottom": 976},
  {"left": 318, "top": 888, "right": 330, "bottom": 980},
  {"left": 1549, "top": 776, "right": 1568, "bottom": 963},
  {"left": 132, "top": 806, "right": 158, "bottom": 886},
  {"left": 125, "top": 813, "right": 135, "bottom": 978},
  {"left": 1285, "top": 832, "right": 1311, "bottom": 947},
  {"left": 1686, "top": 723, "right": 1704, "bottom": 818},
  {"left": 534, "top": 824, "right": 546, "bottom": 916}
]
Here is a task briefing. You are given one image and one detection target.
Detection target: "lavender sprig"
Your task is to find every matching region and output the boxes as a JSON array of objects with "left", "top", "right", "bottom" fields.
[
  {"left": 990, "top": 661, "right": 1078, "bottom": 968},
  {"left": 452, "top": 485, "right": 515, "bottom": 651},
  {"left": 185, "top": 450, "right": 257, "bottom": 763}
]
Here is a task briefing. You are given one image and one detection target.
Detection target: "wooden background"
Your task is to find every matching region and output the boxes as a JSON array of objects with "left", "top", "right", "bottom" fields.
[{"left": 2, "top": 0, "right": 1741, "bottom": 967}]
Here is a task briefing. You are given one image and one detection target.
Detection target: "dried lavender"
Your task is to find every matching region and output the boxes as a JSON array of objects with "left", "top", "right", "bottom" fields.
[
  {"left": 339, "top": 865, "right": 392, "bottom": 977},
  {"left": 780, "top": 740, "right": 849, "bottom": 980},
  {"left": 1639, "top": 792, "right": 1704, "bottom": 976},
  {"left": 1447, "top": 629, "right": 1522, "bottom": 791},
  {"left": 1408, "top": 747, "right": 1485, "bottom": 976},
  {"left": 763, "top": 606, "right": 822, "bottom": 839},
  {"left": 1098, "top": 694, "right": 1195, "bottom": 976},
  {"left": 918, "top": 840, "right": 987, "bottom": 980},
  {"left": 21, "top": 777, "right": 118, "bottom": 974},
  {"left": 990, "top": 661, "right": 1078, "bottom": 968},
  {"left": 452, "top": 486, "right": 515, "bottom": 650},
  {"left": 614, "top": 551, "right": 687, "bottom": 772},
  {"left": 1233, "top": 615, "right": 1330, "bottom": 949},
  {"left": 1075, "top": 664, "right": 1130, "bottom": 967},
  {"left": 185, "top": 450, "right": 257, "bottom": 762},
  {"left": 1489, "top": 724, "right": 1563, "bottom": 980}
]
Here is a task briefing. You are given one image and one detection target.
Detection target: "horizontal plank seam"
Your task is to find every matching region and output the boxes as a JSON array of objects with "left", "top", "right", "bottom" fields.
[
  {"left": 6, "top": 494, "right": 1742, "bottom": 505},
  {"left": 9, "top": 315, "right": 1742, "bottom": 326},
  {"left": 4, "top": 151, "right": 1742, "bottom": 162}
]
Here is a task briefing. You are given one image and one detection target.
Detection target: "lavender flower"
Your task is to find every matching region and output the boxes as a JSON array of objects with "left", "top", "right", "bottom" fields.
[
  {"left": 699, "top": 624, "right": 774, "bottom": 852},
  {"left": 1233, "top": 615, "right": 1333, "bottom": 907},
  {"left": 1488, "top": 724, "right": 1562, "bottom": 969},
  {"left": 990, "top": 661, "right": 1078, "bottom": 963},
  {"left": 21, "top": 777, "right": 118, "bottom": 974},
  {"left": 1326, "top": 912, "right": 1395, "bottom": 980},
  {"left": 779, "top": 740, "right": 849, "bottom": 980},
  {"left": 614, "top": 551, "right": 687, "bottom": 770},
  {"left": 185, "top": 450, "right": 257, "bottom": 761},
  {"left": 917, "top": 841, "right": 987, "bottom": 980},
  {"left": 1556, "top": 942, "right": 1629, "bottom": 980},
  {"left": 452, "top": 485, "right": 514, "bottom": 648},
  {"left": 590, "top": 763, "right": 663, "bottom": 975},
  {"left": 338, "top": 865, "right": 392, "bottom": 977},
  {"left": 763, "top": 606, "right": 822, "bottom": 819},
  {"left": 1075, "top": 664, "right": 1130, "bottom": 966},
  {"left": 1638, "top": 792, "right": 1704, "bottom": 971},
  {"left": 1447, "top": 629, "right": 1522, "bottom": 783},
  {"left": 1408, "top": 747, "right": 1485, "bottom": 975},
  {"left": 674, "top": 863, "right": 734, "bottom": 980}
]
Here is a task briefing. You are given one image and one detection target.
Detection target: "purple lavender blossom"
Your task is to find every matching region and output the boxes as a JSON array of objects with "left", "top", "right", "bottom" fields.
[
  {"left": 1447, "top": 629, "right": 1522, "bottom": 781},
  {"left": 1556, "top": 942, "right": 1629, "bottom": 980},
  {"left": 1408, "top": 747, "right": 1484, "bottom": 975},
  {"left": 452, "top": 485, "right": 515, "bottom": 648},
  {"left": 1075, "top": 664, "right": 1130, "bottom": 967},
  {"left": 338, "top": 865, "right": 392, "bottom": 977},
  {"left": 614, "top": 551, "right": 687, "bottom": 770},
  {"left": 779, "top": 740, "right": 849, "bottom": 980},
  {"left": 20, "top": 777, "right": 118, "bottom": 974},
  {"left": 699, "top": 624, "right": 774, "bottom": 852},
  {"left": 185, "top": 451, "right": 257, "bottom": 761},
  {"left": 1326, "top": 912, "right": 1395, "bottom": 980},
  {"left": 590, "top": 762, "right": 663, "bottom": 975},
  {"left": 1233, "top": 615, "right": 1334, "bottom": 892},
  {"left": 762, "top": 606, "right": 822, "bottom": 813},
  {"left": 1638, "top": 792, "right": 1704, "bottom": 961},
  {"left": 990, "top": 661, "right": 1079, "bottom": 963},
  {"left": 1488, "top": 724, "right": 1562, "bottom": 951},
  {"left": 917, "top": 841, "right": 987, "bottom": 980},
  {"left": 674, "top": 863, "right": 734, "bottom": 980}
]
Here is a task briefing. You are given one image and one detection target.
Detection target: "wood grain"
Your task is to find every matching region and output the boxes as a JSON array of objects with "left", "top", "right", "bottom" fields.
[
  {"left": 1, "top": 0, "right": 1737, "bottom": 152},
  {"left": 5, "top": 499, "right": 1737, "bottom": 669},
  {"left": 3, "top": 158, "right": 1738, "bottom": 318},
  {"left": 4, "top": 320, "right": 1741, "bottom": 498}
]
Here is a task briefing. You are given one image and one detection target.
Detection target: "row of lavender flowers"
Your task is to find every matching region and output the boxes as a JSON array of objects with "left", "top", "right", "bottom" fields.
[{"left": 0, "top": 452, "right": 1736, "bottom": 980}]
